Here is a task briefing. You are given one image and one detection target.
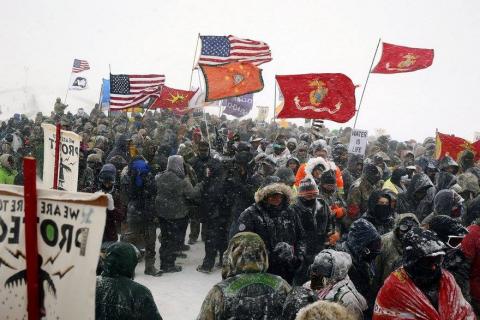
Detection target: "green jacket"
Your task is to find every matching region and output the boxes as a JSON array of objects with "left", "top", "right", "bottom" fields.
[
  {"left": 95, "top": 242, "right": 162, "bottom": 320},
  {"left": 0, "top": 166, "right": 17, "bottom": 184}
]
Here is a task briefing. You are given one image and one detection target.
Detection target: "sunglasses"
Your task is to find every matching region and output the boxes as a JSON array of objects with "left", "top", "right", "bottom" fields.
[{"left": 447, "top": 235, "right": 465, "bottom": 249}]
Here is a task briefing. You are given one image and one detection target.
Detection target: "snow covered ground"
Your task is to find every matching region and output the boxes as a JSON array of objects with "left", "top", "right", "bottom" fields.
[{"left": 135, "top": 239, "right": 220, "bottom": 319}]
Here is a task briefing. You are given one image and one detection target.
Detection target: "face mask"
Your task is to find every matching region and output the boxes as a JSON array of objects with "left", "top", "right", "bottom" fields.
[
  {"left": 301, "top": 197, "right": 316, "bottom": 207},
  {"left": 310, "top": 274, "right": 326, "bottom": 290},
  {"left": 374, "top": 204, "right": 392, "bottom": 221},
  {"left": 411, "top": 255, "right": 443, "bottom": 286}
]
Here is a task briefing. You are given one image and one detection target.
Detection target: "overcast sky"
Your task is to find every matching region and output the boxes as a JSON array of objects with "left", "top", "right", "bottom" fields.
[{"left": 0, "top": 0, "right": 479, "bottom": 141}]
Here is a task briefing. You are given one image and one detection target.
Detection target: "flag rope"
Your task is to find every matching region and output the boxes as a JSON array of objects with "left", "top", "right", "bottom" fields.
[{"left": 353, "top": 38, "right": 381, "bottom": 128}]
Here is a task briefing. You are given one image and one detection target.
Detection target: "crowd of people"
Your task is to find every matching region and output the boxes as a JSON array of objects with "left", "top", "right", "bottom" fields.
[{"left": 1, "top": 98, "right": 479, "bottom": 319}]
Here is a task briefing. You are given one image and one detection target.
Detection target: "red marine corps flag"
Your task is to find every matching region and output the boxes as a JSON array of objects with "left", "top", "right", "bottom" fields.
[
  {"left": 372, "top": 42, "right": 434, "bottom": 74},
  {"left": 276, "top": 73, "right": 356, "bottom": 123}
]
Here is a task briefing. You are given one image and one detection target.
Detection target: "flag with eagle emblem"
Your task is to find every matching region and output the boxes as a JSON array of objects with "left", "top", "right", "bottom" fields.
[{"left": 276, "top": 73, "right": 356, "bottom": 122}]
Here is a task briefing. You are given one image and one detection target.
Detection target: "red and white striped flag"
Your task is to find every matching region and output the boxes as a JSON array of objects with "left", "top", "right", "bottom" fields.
[
  {"left": 109, "top": 74, "right": 165, "bottom": 110},
  {"left": 72, "top": 59, "right": 90, "bottom": 73},
  {"left": 198, "top": 35, "right": 272, "bottom": 66}
]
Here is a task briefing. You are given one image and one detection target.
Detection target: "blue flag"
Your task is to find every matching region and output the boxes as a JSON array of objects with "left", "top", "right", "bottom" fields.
[
  {"left": 221, "top": 93, "right": 253, "bottom": 118},
  {"left": 101, "top": 79, "right": 110, "bottom": 110}
]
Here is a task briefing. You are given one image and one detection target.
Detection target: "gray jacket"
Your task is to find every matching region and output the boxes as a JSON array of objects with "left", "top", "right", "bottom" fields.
[{"left": 155, "top": 156, "right": 201, "bottom": 220}]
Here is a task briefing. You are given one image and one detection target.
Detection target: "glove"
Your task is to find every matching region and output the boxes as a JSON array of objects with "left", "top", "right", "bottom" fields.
[
  {"left": 330, "top": 204, "right": 346, "bottom": 219},
  {"left": 273, "top": 242, "right": 295, "bottom": 264},
  {"left": 105, "top": 193, "right": 114, "bottom": 211},
  {"left": 347, "top": 204, "right": 360, "bottom": 218},
  {"left": 328, "top": 231, "right": 341, "bottom": 245}
]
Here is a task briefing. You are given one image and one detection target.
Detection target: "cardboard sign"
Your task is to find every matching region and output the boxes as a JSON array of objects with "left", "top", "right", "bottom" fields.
[
  {"left": 0, "top": 185, "right": 107, "bottom": 320},
  {"left": 41, "top": 123, "right": 81, "bottom": 191},
  {"left": 348, "top": 129, "right": 368, "bottom": 155},
  {"left": 256, "top": 106, "right": 269, "bottom": 122}
]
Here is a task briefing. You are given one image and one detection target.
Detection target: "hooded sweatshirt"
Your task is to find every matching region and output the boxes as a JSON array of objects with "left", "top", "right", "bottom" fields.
[{"left": 95, "top": 242, "right": 162, "bottom": 320}]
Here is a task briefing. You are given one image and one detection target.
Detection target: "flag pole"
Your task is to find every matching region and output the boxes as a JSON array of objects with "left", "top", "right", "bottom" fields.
[
  {"left": 189, "top": 33, "right": 201, "bottom": 90},
  {"left": 353, "top": 38, "right": 381, "bottom": 129},
  {"left": 273, "top": 79, "right": 277, "bottom": 123},
  {"left": 64, "top": 71, "right": 72, "bottom": 105}
]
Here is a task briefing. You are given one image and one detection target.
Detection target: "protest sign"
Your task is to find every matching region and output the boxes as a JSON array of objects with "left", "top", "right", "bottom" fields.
[
  {"left": 348, "top": 129, "right": 368, "bottom": 155},
  {"left": 41, "top": 123, "right": 81, "bottom": 191},
  {"left": 256, "top": 106, "right": 269, "bottom": 122},
  {"left": 0, "top": 185, "right": 107, "bottom": 320}
]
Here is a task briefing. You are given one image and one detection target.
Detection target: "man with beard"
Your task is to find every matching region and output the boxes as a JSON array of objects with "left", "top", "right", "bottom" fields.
[{"left": 374, "top": 228, "right": 475, "bottom": 319}]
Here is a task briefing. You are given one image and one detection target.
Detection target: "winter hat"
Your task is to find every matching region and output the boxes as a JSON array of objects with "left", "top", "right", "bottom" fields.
[
  {"left": 320, "top": 170, "right": 336, "bottom": 185},
  {"left": 428, "top": 215, "right": 468, "bottom": 243},
  {"left": 298, "top": 178, "right": 319, "bottom": 198},
  {"left": 275, "top": 167, "right": 296, "bottom": 185},
  {"left": 295, "top": 301, "right": 355, "bottom": 320},
  {"left": 402, "top": 227, "right": 446, "bottom": 267},
  {"left": 98, "top": 164, "right": 116, "bottom": 183}
]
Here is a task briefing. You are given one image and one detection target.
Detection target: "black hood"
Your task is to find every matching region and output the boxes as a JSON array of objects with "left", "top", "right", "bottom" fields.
[
  {"left": 433, "top": 189, "right": 463, "bottom": 215},
  {"left": 428, "top": 215, "right": 468, "bottom": 243},
  {"left": 114, "top": 134, "right": 130, "bottom": 152},
  {"left": 346, "top": 218, "right": 381, "bottom": 257},
  {"left": 367, "top": 190, "right": 391, "bottom": 212},
  {"left": 406, "top": 173, "right": 433, "bottom": 198}
]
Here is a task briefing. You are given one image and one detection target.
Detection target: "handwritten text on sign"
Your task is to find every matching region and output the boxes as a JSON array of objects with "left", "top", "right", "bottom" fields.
[{"left": 348, "top": 129, "right": 368, "bottom": 155}]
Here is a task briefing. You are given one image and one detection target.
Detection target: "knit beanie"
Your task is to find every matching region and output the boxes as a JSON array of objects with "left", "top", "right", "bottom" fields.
[{"left": 298, "top": 178, "right": 319, "bottom": 198}]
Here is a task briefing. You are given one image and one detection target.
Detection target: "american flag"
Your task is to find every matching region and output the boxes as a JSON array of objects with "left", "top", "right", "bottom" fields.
[
  {"left": 72, "top": 59, "right": 90, "bottom": 73},
  {"left": 109, "top": 74, "right": 165, "bottom": 109},
  {"left": 198, "top": 35, "right": 272, "bottom": 66}
]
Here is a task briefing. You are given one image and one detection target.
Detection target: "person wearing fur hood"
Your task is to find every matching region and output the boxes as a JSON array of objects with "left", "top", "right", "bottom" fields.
[
  {"left": 303, "top": 249, "right": 367, "bottom": 320},
  {"left": 235, "top": 182, "right": 306, "bottom": 284}
]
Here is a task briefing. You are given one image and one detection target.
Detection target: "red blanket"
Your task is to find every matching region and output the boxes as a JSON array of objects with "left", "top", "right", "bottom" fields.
[{"left": 373, "top": 268, "right": 475, "bottom": 320}]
